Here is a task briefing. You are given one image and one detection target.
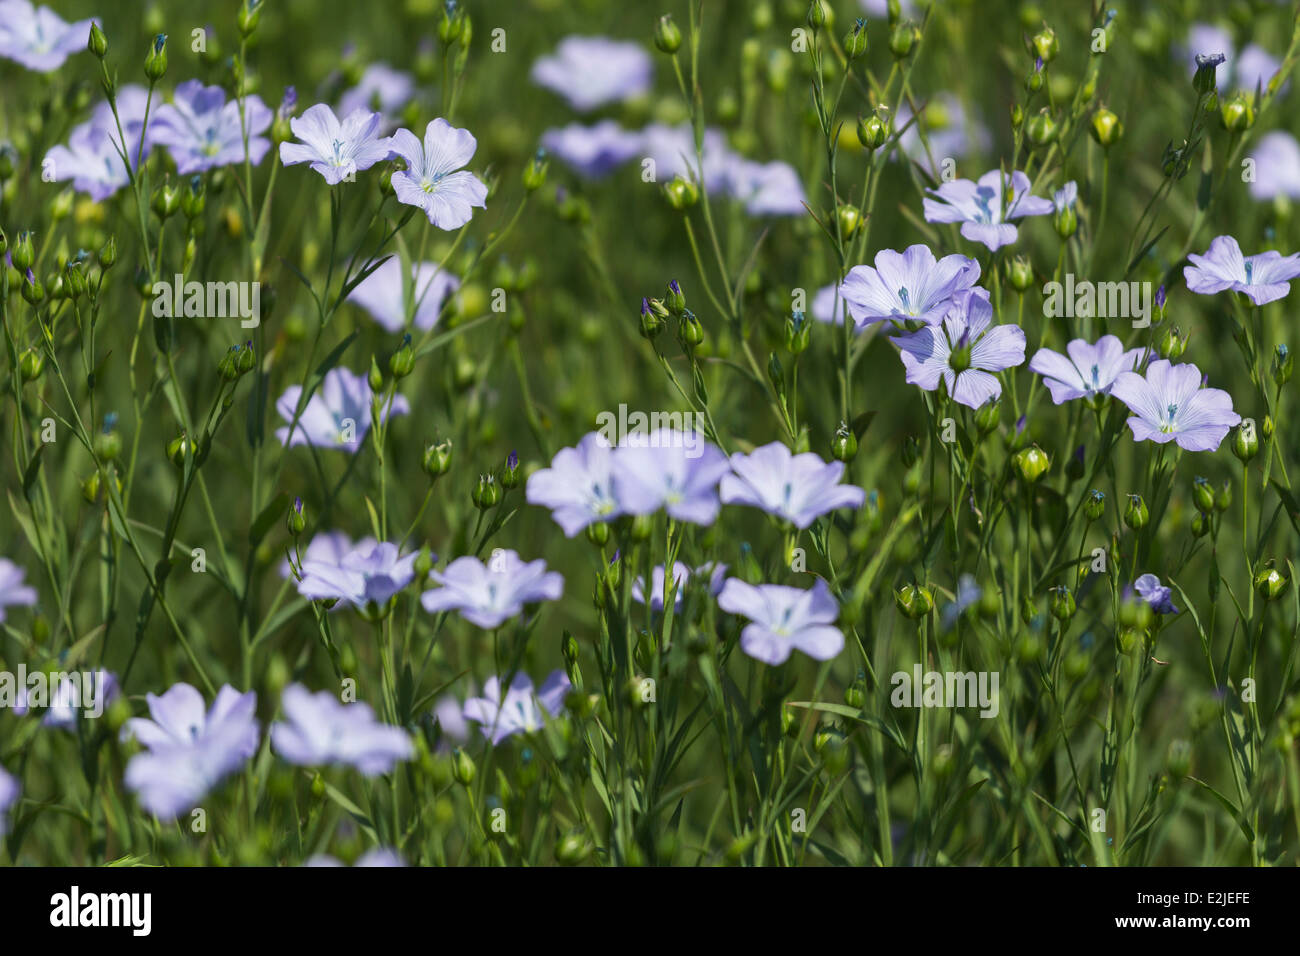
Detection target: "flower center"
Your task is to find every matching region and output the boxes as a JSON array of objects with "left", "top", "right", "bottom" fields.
[{"left": 1161, "top": 403, "right": 1179, "bottom": 433}]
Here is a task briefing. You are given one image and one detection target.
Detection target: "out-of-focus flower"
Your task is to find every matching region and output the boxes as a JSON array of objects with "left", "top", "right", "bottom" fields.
[
  {"left": 150, "top": 80, "right": 272, "bottom": 174},
  {"left": 632, "top": 561, "right": 727, "bottom": 611},
  {"left": 0, "top": 558, "right": 37, "bottom": 623},
  {"left": 0, "top": 1, "right": 97, "bottom": 71},
  {"left": 348, "top": 256, "right": 460, "bottom": 332},
  {"left": 724, "top": 159, "right": 807, "bottom": 217},
  {"left": 338, "top": 63, "right": 414, "bottom": 123},
  {"left": 897, "top": 93, "right": 990, "bottom": 175},
  {"left": 1247, "top": 132, "right": 1300, "bottom": 201},
  {"left": 1134, "top": 574, "right": 1180, "bottom": 614},
  {"left": 0, "top": 766, "right": 17, "bottom": 835},
  {"left": 463, "top": 670, "right": 571, "bottom": 744},
  {"left": 530, "top": 36, "right": 652, "bottom": 112},
  {"left": 526, "top": 433, "right": 624, "bottom": 536},
  {"left": 271, "top": 684, "right": 413, "bottom": 775},
  {"left": 1181, "top": 23, "right": 1286, "bottom": 96},
  {"left": 610, "top": 429, "right": 732, "bottom": 526},
  {"left": 44, "top": 670, "right": 119, "bottom": 729},
  {"left": 274, "top": 367, "right": 409, "bottom": 450},
  {"left": 541, "top": 121, "right": 644, "bottom": 178},
  {"left": 421, "top": 550, "right": 564, "bottom": 629},
  {"left": 305, "top": 848, "right": 406, "bottom": 867},
  {"left": 296, "top": 541, "right": 418, "bottom": 612}
]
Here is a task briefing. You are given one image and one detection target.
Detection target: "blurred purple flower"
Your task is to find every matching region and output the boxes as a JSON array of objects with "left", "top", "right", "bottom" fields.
[
  {"left": 0, "top": 558, "right": 37, "bottom": 623},
  {"left": 610, "top": 429, "right": 732, "bottom": 526},
  {"left": 388, "top": 118, "right": 488, "bottom": 230},
  {"left": 1248, "top": 132, "right": 1300, "bottom": 201},
  {"left": 123, "top": 683, "right": 259, "bottom": 819},
  {"left": 1110, "top": 359, "right": 1241, "bottom": 452},
  {"left": 530, "top": 36, "right": 652, "bottom": 111},
  {"left": 525, "top": 432, "right": 623, "bottom": 536},
  {"left": 716, "top": 578, "right": 844, "bottom": 665},
  {"left": 725, "top": 159, "right": 808, "bottom": 216},
  {"left": 721, "top": 442, "right": 866, "bottom": 528},
  {"left": 150, "top": 80, "right": 272, "bottom": 174},
  {"left": 296, "top": 541, "right": 418, "bottom": 612},
  {"left": 463, "top": 670, "right": 571, "bottom": 744},
  {"left": 421, "top": 550, "right": 564, "bottom": 629},
  {"left": 280, "top": 530, "right": 376, "bottom": 580},
  {"left": 632, "top": 561, "right": 728, "bottom": 612},
  {"left": 541, "top": 121, "right": 644, "bottom": 178},
  {"left": 271, "top": 684, "right": 413, "bottom": 775},
  {"left": 894, "top": 288, "right": 1026, "bottom": 408},
  {"left": 306, "top": 848, "right": 406, "bottom": 867},
  {"left": 274, "top": 367, "right": 409, "bottom": 450},
  {"left": 44, "top": 670, "right": 119, "bottom": 730},
  {"left": 348, "top": 256, "right": 460, "bottom": 332},
  {"left": 338, "top": 63, "right": 414, "bottom": 123},
  {"left": 0, "top": 766, "right": 16, "bottom": 835},
  {"left": 0, "top": 1, "right": 96, "bottom": 71},
  {"left": 1181, "top": 24, "right": 1285, "bottom": 96},
  {"left": 897, "top": 93, "right": 991, "bottom": 175}
]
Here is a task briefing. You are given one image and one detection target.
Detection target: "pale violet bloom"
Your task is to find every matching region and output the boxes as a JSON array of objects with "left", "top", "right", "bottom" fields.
[
  {"left": 611, "top": 429, "right": 732, "bottom": 526},
  {"left": 1184, "top": 235, "right": 1300, "bottom": 305},
  {"left": 716, "top": 578, "right": 844, "bottom": 665},
  {"left": 123, "top": 683, "right": 259, "bottom": 819},
  {"left": 305, "top": 848, "right": 406, "bottom": 867},
  {"left": 279, "top": 103, "right": 393, "bottom": 184},
  {"left": 1053, "top": 181, "right": 1078, "bottom": 214},
  {"left": 43, "top": 86, "right": 152, "bottom": 201},
  {"left": 44, "top": 670, "right": 119, "bottom": 730},
  {"left": 923, "top": 169, "right": 1054, "bottom": 251},
  {"left": 433, "top": 694, "right": 470, "bottom": 751},
  {"left": 541, "top": 121, "right": 644, "bottom": 178},
  {"left": 389, "top": 119, "right": 488, "bottom": 230},
  {"left": 1181, "top": 23, "right": 1285, "bottom": 96},
  {"left": 0, "top": 558, "right": 37, "bottom": 623},
  {"left": 531, "top": 36, "right": 652, "bottom": 112},
  {"left": 0, "top": 1, "right": 96, "bottom": 71},
  {"left": 150, "top": 80, "right": 272, "bottom": 175},
  {"left": 1110, "top": 359, "right": 1241, "bottom": 452},
  {"left": 296, "top": 541, "right": 418, "bottom": 612},
  {"left": 860, "top": 0, "right": 915, "bottom": 17},
  {"left": 338, "top": 63, "right": 415, "bottom": 123},
  {"left": 271, "top": 684, "right": 413, "bottom": 775},
  {"left": 1248, "top": 132, "right": 1300, "bottom": 201},
  {"left": 894, "top": 288, "right": 1027, "bottom": 409},
  {"left": 632, "top": 562, "right": 728, "bottom": 612},
  {"left": 940, "top": 574, "right": 982, "bottom": 631},
  {"left": 0, "top": 765, "right": 16, "bottom": 835},
  {"left": 638, "top": 122, "right": 734, "bottom": 191},
  {"left": 348, "top": 255, "right": 460, "bottom": 332},
  {"left": 1134, "top": 574, "right": 1180, "bottom": 615},
  {"left": 897, "top": 93, "right": 991, "bottom": 176},
  {"left": 811, "top": 284, "right": 846, "bottom": 325},
  {"left": 721, "top": 443, "right": 866, "bottom": 528},
  {"left": 275, "top": 366, "right": 409, "bottom": 450},
  {"left": 725, "top": 159, "right": 808, "bottom": 217},
  {"left": 421, "top": 550, "right": 564, "bottom": 629},
  {"left": 525, "top": 432, "right": 623, "bottom": 536},
  {"left": 1029, "top": 335, "right": 1146, "bottom": 405},
  {"left": 280, "top": 531, "right": 376, "bottom": 580},
  {"left": 463, "top": 670, "right": 571, "bottom": 745},
  {"left": 839, "top": 244, "right": 981, "bottom": 328}
]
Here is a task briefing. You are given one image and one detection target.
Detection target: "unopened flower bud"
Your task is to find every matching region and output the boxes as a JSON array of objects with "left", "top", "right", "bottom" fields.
[
  {"left": 1254, "top": 564, "right": 1288, "bottom": 601},
  {"left": 1232, "top": 420, "right": 1258, "bottom": 462},
  {"left": 1090, "top": 108, "right": 1123, "bottom": 147},
  {"left": 471, "top": 474, "right": 500, "bottom": 510},
  {"left": 144, "top": 34, "right": 168, "bottom": 82},
  {"left": 844, "top": 19, "right": 869, "bottom": 59},
  {"left": 663, "top": 175, "right": 699, "bottom": 210},
  {"left": 1124, "top": 493, "right": 1149, "bottom": 530},
  {"left": 1220, "top": 93, "right": 1254, "bottom": 132},
  {"left": 894, "top": 583, "right": 934, "bottom": 619},
  {"left": 287, "top": 496, "right": 305, "bottom": 536},
  {"left": 1007, "top": 256, "right": 1034, "bottom": 292},
  {"left": 1084, "top": 489, "right": 1105, "bottom": 521},
  {"left": 653, "top": 14, "right": 683, "bottom": 54},
  {"left": 1049, "top": 585, "right": 1076, "bottom": 622},
  {"left": 1031, "top": 27, "right": 1058, "bottom": 63},
  {"left": 422, "top": 439, "right": 452, "bottom": 479},
  {"left": 1192, "top": 476, "right": 1214, "bottom": 513},
  {"left": 1273, "top": 344, "right": 1292, "bottom": 386},
  {"left": 831, "top": 421, "right": 857, "bottom": 462},
  {"left": 856, "top": 110, "right": 890, "bottom": 150},
  {"left": 88, "top": 22, "right": 108, "bottom": 58},
  {"left": 1012, "top": 444, "right": 1050, "bottom": 483}
]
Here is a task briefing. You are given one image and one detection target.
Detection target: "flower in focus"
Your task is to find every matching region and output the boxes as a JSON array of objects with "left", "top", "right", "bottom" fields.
[
  {"left": 347, "top": 255, "right": 460, "bottom": 333},
  {"left": 150, "top": 80, "right": 273, "bottom": 174},
  {"left": 122, "top": 683, "right": 259, "bottom": 819},
  {"left": 721, "top": 442, "right": 866, "bottom": 528},
  {"left": 530, "top": 36, "right": 652, "bottom": 112},
  {"left": 295, "top": 541, "right": 418, "bottom": 612},
  {"left": 463, "top": 670, "right": 571, "bottom": 745},
  {"left": 526, "top": 433, "right": 623, "bottom": 536},
  {"left": 274, "top": 367, "right": 409, "bottom": 450},
  {"left": 610, "top": 429, "right": 732, "bottom": 526},
  {"left": 388, "top": 118, "right": 488, "bottom": 230},
  {"left": 271, "top": 684, "right": 414, "bottom": 775},
  {"left": 0, "top": 1, "right": 97, "bottom": 71},
  {"left": 716, "top": 578, "right": 844, "bottom": 665},
  {"left": 1134, "top": 574, "right": 1180, "bottom": 614},
  {"left": 0, "top": 558, "right": 37, "bottom": 624},
  {"left": 839, "top": 244, "right": 982, "bottom": 328},
  {"left": 1109, "top": 359, "right": 1241, "bottom": 452},
  {"left": 893, "top": 288, "right": 1027, "bottom": 409},
  {"left": 1028, "top": 335, "right": 1146, "bottom": 405},
  {"left": 278, "top": 103, "right": 393, "bottom": 184},
  {"left": 922, "top": 169, "right": 1054, "bottom": 251},
  {"left": 421, "top": 550, "right": 564, "bottom": 629},
  {"left": 1184, "top": 235, "right": 1300, "bottom": 306}
]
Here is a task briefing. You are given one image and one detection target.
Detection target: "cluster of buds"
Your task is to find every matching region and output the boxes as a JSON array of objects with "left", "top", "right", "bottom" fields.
[{"left": 216, "top": 340, "right": 256, "bottom": 381}]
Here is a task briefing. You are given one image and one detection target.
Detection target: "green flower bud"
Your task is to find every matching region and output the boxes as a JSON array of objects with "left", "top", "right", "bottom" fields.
[
  {"left": 389, "top": 334, "right": 415, "bottom": 379},
  {"left": 639, "top": 298, "right": 664, "bottom": 339},
  {"left": 413, "top": 546, "right": 434, "bottom": 580},
  {"left": 1049, "top": 585, "right": 1076, "bottom": 622},
  {"left": 151, "top": 179, "right": 179, "bottom": 220},
  {"left": 831, "top": 420, "right": 858, "bottom": 462},
  {"left": 1192, "top": 476, "right": 1215, "bottom": 513},
  {"left": 1010, "top": 102, "right": 1024, "bottom": 129},
  {"left": 844, "top": 678, "right": 867, "bottom": 710},
  {"left": 500, "top": 450, "right": 521, "bottom": 490},
  {"left": 12, "top": 230, "right": 35, "bottom": 271},
  {"left": 974, "top": 398, "right": 1001, "bottom": 436},
  {"left": 1026, "top": 108, "right": 1058, "bottom": 147},
  {"left": 452, "top": 748, "right": 476, "bottom": 786},
  {"left": 19, "top": 346, "right": 44, "bottom": 382},
  {"left": 1090, "top": 108, "right": 1123, "bottom": 147},
  {"left": 471, "top": 473, "right": 501, "bottom": 510},
  {"left": 1025, "top": 63, "right": 1044, "bottom": 94},
  {"left": 1031, "top": 27, "right": 1059, "bottom": 63},
  {"left": 888, "top": 20, "right": 917, "bottom": 59},
  {"left": 1123, "top": 493, "right": 1149, "bottom": 530},
  {"left": 1220, "top": 93, "right": 1254, "bottom": 132},
  {"left": 665, "top": 278, "right": 686, "bottom": 314},
  {"left": 287, "top": 496, "right": 306, "bottom": 536},
  {"left": 438, "top": 2, "right": 466, "bottom": 45},
  {"left": 856, "top": 110, "right": 890, "bottom": 150},
  {"left": 1262, "top": 415, "right": 1274, "bottom": 439},
  {"left": 1193, "top": 53, "right": 1224, "bottom": 95},
  {"left": 1007, "top": 256, "right": 1034, "bottom": 292},
  {"left": 1084, "top": 489, "right": 1105, "bottom": 521},
  {"left": 167, "top": 431, "right": 192, "bottom": 469},
  {"left": 1191, "top": 510, "right": 1209, "bottom": 538},
  {"left": 1231, "top": 420, "right": 1258, "bottom": 462},
  {"left": 522, "top": 149, "right": 548, "bottom": 192},
  {"left": 20, "top": 269, "right": 44, "bottom": 305},
  {"left": 1157, "top": 325, "right": 1187, "bottom": 360},
  {"left": 1012, "top": 444, "right": 1050, "bottom": 483},
  {"left": 678, "top": 308, "right": 704, "bottom": 349},
  {"left": 422, "top": 439, "right": 453, "bottom": 479},
  {"left": 663, "top": 175, "right": 699, "bottom": 210},
  {"left": 144, "top": 34, "right": 168, "bottom": 82},
  {"left": 555, "top": 831, "right": 591, "bottom": 865},
  {"left": 99, "top": 235, "right": 117, "bottom": 270},
  {"left": 1214, "top": 479, "right": 1232, "bottom": 512},
  {"left": 236, "top": 0, "right": 263, "bottom": 38},
  {"left": 806, "top": 0, "right": 831, "bottom": 30},
  {"left": 653, "top": 14, "right": 683, "bottom": 54},
  {"left": 784, "top": 311, "right": 812, "bottom": 355},
  {"left": 88, "top": 22, "right": 108, "bottom": 58},
  {"left": 894, "top": 583, "right": 934, "bottom": 619},
  {"left": 1254, "top": 564, "right": 1288, "bottom": 601},
  {"left": 844, "top": 19, "right": 869, "bottom": 59},
  {"left": 1054, "top": 203, "right": 1077, "bottom": 238},
  {"left": 1273, "top": 344, "right": 1293, "bottom": 386}
]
